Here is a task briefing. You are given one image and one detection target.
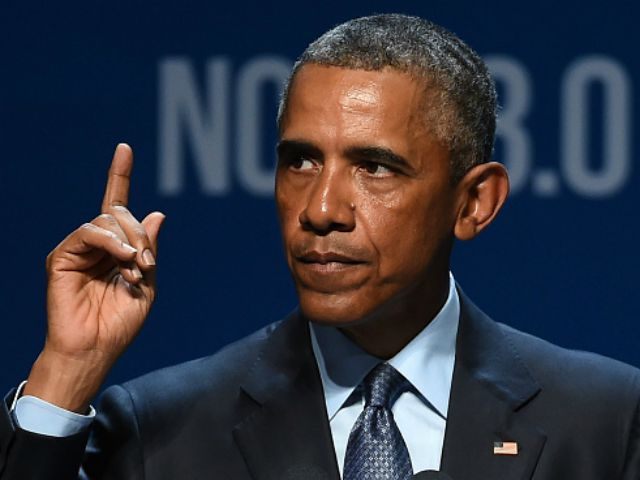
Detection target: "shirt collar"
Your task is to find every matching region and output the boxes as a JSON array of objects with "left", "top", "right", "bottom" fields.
[{"left": 310, "top": 273, "right": 459, "bottom": 420}]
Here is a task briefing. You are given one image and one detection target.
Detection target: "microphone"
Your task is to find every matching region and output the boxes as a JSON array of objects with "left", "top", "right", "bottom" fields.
[{"left": 412, "top": 471, "right": 453, "bottom": 480}]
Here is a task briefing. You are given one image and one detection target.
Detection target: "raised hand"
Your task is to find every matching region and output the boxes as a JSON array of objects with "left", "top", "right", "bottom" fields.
[{"left": 23, "top": 144, "right": 165, "bottom": 412}]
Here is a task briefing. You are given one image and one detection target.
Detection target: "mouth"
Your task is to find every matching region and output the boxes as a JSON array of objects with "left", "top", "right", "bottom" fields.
[
  {"left": 297, "top": 251, "right": 364, "bottom": 265},
  {"left": 293, "top": 250, "right": 369, "bottom": 283},
  {"left": 289, "top": 240, "right": 372, "bottom": 293}
]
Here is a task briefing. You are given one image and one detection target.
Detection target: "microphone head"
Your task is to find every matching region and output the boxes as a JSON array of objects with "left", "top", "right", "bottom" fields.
[{"left": 412, "top": 471, "right": 454, "bottom": 480}]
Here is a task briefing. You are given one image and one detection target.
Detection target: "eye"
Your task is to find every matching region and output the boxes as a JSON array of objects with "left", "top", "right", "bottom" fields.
[
  {"left": 360, "top": 161, "right": 394, "bottom": 177},
  {"left": 290, "top": 156, "right": 316, "bottom": 171}
]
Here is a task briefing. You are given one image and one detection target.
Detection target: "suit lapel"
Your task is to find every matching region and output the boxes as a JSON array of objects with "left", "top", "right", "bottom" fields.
[
  {"left": 233, "top": 313, "right": 340, "bottom": 480},
  {"left": 232, "top": 291, "right": 548, "bottom": 479},
  {"left": 440, "top": 291, "right": 546, "bottom": 480}
]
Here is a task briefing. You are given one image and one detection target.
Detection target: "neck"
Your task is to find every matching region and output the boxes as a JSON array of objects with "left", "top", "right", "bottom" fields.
[{"left": 339, "top": 270, "right": 451, "bottom": 359}]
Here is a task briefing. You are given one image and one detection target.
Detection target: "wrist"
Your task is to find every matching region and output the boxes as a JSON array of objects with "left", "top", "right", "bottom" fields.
[{"left": 23, "top": 348, "right": 112, "bottom": 413}]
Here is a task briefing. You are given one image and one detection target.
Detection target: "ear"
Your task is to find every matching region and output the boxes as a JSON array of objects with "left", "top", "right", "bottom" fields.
[{"left": 453, "top": 162, "right": 510, "bottom": 241}]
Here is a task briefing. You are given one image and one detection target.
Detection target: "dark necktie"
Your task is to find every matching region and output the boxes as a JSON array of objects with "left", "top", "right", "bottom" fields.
[{"left": 343, "top": 363, "right": 413, "bottom": 480}]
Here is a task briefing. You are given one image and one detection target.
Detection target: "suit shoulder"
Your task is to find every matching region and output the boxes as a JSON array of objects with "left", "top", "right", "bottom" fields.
[
  {"left": 110, "top": 320, "right": 281, "bottom": 410},
  {"left": 498, "top": 322, "right": 640, "bottom": 400}
]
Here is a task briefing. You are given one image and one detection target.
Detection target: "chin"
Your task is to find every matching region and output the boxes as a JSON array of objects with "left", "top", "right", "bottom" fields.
[{"left": 297, "top": 289, "right": 378, "bottom": 326}]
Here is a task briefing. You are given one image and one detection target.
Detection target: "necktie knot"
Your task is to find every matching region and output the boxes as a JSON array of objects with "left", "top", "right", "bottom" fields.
[{"left": 363, "top": 363, "right": 409, "bottom": 408}]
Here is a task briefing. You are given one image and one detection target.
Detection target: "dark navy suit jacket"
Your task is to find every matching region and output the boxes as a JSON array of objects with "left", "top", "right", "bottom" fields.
[{"left": 1, "top": 291, "right": 639, "bottom": 479}]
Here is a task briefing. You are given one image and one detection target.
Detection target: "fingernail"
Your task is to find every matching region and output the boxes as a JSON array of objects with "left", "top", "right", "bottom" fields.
[
  {"left": 121, "top": 242, "right": 137, "bottom": 254},
  {"left": 131, "top": 266, "right": 143, "bottom": 280},
  {"left": 142, "top": 249, "right": 156, "bottom": 266}
]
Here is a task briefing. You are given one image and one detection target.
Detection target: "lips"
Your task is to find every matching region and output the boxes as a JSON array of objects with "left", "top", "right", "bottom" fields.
[
  {"left": 297, "top": 250, "right": 363, "bottom": 265},
  {"left": 292, "top": 249, "right": 369, "bottom": 293}
]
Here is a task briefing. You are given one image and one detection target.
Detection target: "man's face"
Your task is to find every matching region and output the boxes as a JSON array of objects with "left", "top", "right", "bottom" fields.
[{"left": 276, "top": 65, "right": 458, "bottom": 326}]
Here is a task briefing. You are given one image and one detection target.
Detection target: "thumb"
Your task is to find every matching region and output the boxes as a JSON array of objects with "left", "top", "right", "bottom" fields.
[{"left": 142, "top": 211, "right": 166, "bottom": 255}]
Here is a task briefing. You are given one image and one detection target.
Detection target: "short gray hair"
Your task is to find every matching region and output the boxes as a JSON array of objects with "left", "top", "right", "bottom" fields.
[{"left": 277, "top": 14, "right": 497, "bottom": 182}]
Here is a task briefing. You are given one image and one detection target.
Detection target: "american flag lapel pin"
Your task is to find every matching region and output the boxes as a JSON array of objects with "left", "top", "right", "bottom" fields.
[{"left": 493, "top": 441, "right": 519, "bottom": 455}]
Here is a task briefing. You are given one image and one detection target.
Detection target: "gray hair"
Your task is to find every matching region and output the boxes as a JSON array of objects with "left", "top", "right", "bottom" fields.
[{"left": 277, "top": 14, "right": 497, "bottom": 182}]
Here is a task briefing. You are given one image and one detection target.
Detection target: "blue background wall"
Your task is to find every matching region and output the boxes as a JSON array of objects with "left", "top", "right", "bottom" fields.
[{"left": 1, "top": 0, "right": 638, "bottom": 391}]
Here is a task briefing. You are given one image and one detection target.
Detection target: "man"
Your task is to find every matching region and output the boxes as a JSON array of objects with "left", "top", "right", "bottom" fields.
[{"left": 1, "top": 13, "right": 639, "bottom": 480}]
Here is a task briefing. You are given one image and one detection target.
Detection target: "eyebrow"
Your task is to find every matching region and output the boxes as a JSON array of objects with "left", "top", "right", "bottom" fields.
[
  {"left": 276, "top": 140, "right": 323, "bottom": 160},
  {"left": 345, "top": 146, "right": 413, "bottom": 173}
]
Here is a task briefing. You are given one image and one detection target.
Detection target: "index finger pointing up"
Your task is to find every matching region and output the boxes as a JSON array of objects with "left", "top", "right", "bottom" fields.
[{"left": 102, "top": 143, "right": 133, "bottom": 212}]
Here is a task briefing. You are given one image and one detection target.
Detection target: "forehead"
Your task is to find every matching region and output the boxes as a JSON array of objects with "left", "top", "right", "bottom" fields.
[{"left": 282, "top": 65, "right": 428, "bottom": 142}]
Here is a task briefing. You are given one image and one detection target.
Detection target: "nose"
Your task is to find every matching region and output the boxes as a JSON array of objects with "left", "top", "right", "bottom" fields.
[{"left": 299, "top": 164, "right": 355, "bottom": 235}]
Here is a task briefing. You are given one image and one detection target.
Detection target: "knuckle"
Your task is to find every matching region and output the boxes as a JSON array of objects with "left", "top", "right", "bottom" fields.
[
  {"left": 109, "top": 205, "right": 129, "bottom": 215},
  {"left": 132, "top": 225, "right": 149, "bottom": 241},
  {"left": 96, "top": 213, "right": 115, "bottom": 224},
  {"left": 80, "top": 222, "right": 97, "bottom": 232},
  {"left": 105, "top": 230, "right": 119, "bottom": 241}
]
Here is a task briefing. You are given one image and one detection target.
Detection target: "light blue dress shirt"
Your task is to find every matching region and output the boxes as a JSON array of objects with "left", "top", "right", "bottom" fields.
[
  {"left": 11, "top": 381, "right": 95, "bottom": 436},
  {"left": 13, "top": 274, "right": 459, "bottom": 475},
  {"left": 310, "top": 273, "right": 459, "bottom": 475}
]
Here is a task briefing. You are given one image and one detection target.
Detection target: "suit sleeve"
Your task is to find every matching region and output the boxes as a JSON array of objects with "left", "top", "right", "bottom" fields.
[
  {"left": 0, "top": 385, "right": 145, "bottom": 480},
  {"left": 80, "top": 385, "right": 145, "bottom": 479},
  {"left": 0, "top": 389, "right": 90, "bottom": 479}
]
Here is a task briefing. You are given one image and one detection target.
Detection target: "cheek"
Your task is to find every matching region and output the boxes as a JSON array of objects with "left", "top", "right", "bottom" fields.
[
  {"left": 275, "top": 179, "right": 296, "bottom": 223},
  {"left": 276, "top": 202, "right": 297, "bottom": 243},
  {"left": 275, "top": 180, "right": 308, "bottom": 251},
  {"left": 357, "top": 186, "right": 454, "bottom": 281}
]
